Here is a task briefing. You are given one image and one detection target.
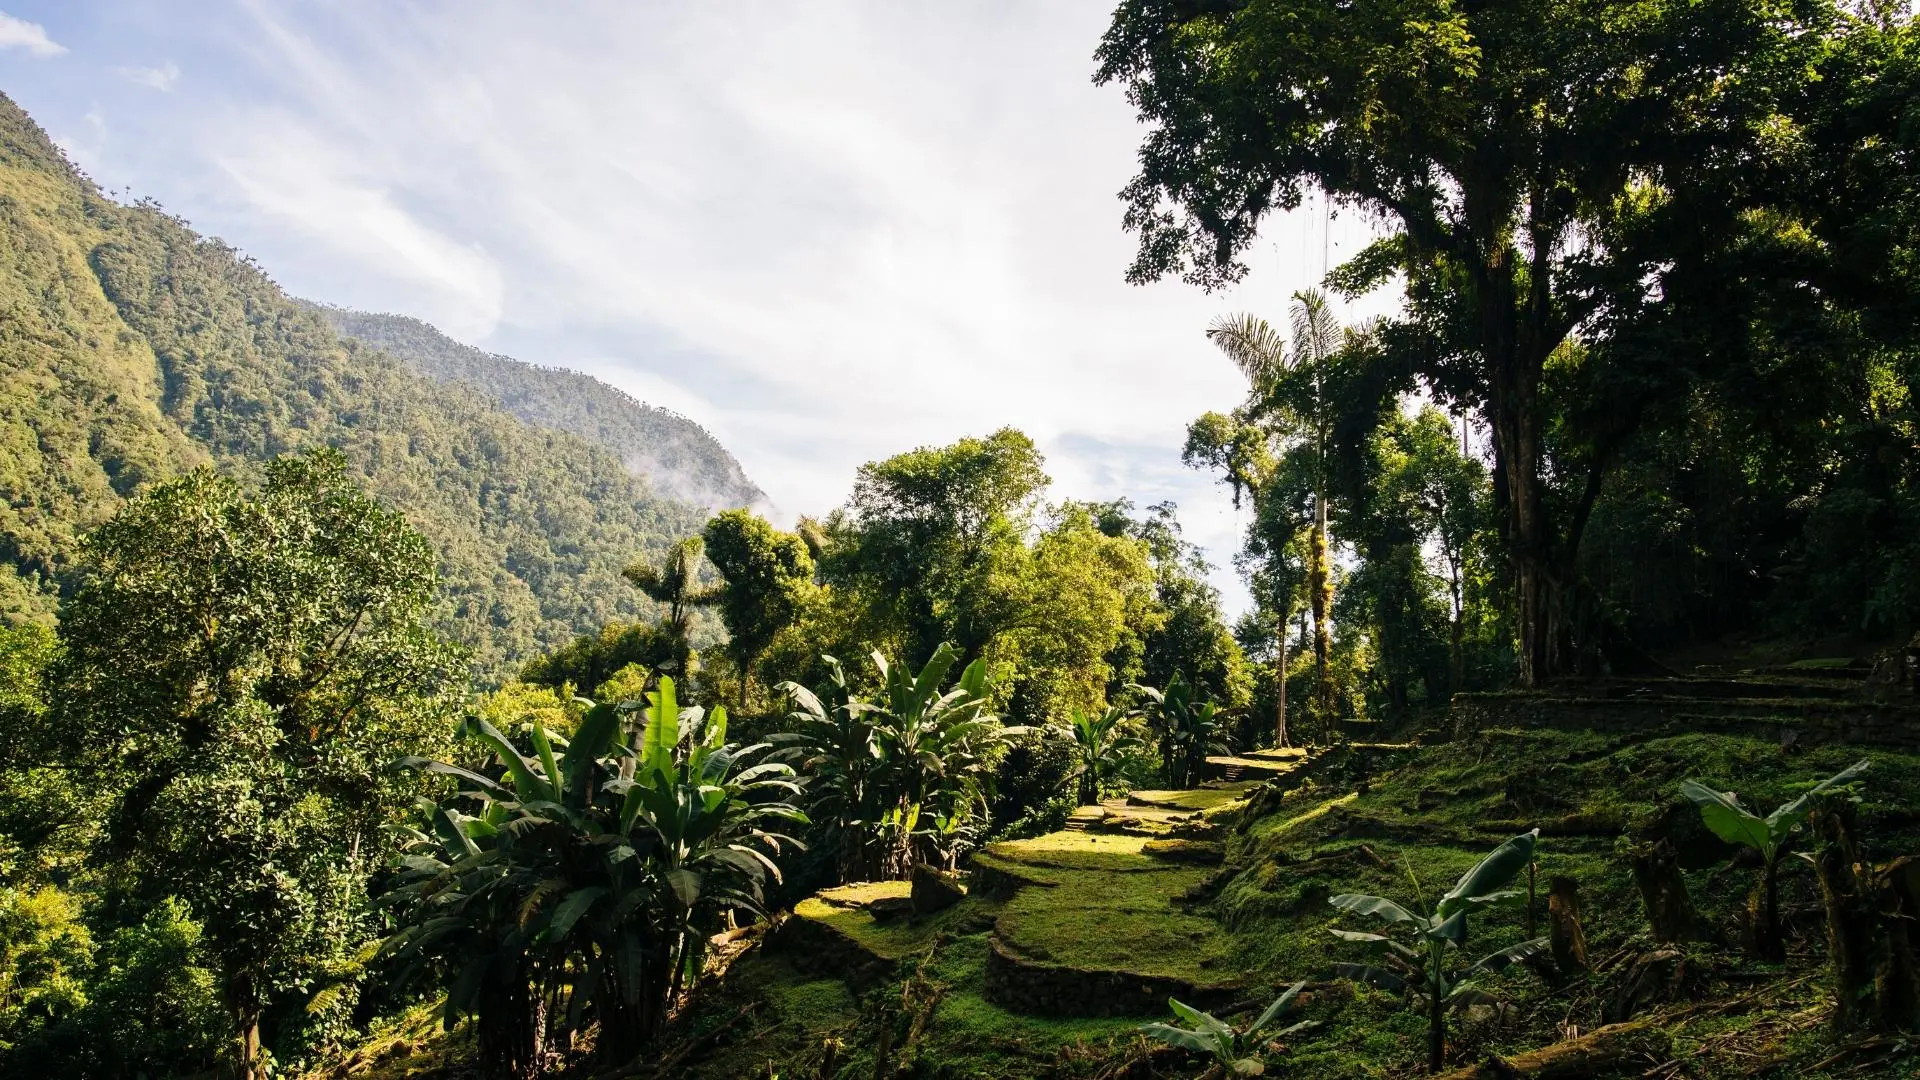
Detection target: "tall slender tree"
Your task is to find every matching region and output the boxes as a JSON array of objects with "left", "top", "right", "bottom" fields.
[
  {"left": 1204, "top": 289, "right": 1347, "bottom": 730},
  {"left": 623, "top": 537, "right": 721, "bottom": 679}
]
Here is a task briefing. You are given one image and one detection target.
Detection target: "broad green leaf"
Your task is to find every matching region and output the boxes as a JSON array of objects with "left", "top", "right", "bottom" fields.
[
  {"left": 1464, "top": 936, "right": 1550, "bottom": 977},
  {"left": 665, "top": 867, "right": 702, "bottom": 908},
  {"left": 1332, "top": 962, "right": 1406, "bottom": 994},
  {"left": 1251, "top": 980, "right": 1307, "bottom": 1033},
  {"left": 1763, "top": 759, "right": 1871, "bottom": 841},
  {"left": 468, "top": 719, "right": 555, "bottom": 803},
  {"left": 642, "top": 678, "right": 681, "bottom": 779},
  {"left": 528, "top": 722, "right": 562, "bottom": 793},
  {"left": 1680, "top": 781, "right": 1772, "bottom": 852},
  {"left": 1426, "top": 908, "right": 1468, "bottom": 942},
  {"left": 1138, "top": 1022, "right": 1217, "bottom": 1054},
  {"left": 1438, "top": 830, "right": 1537, "bottom": 915},
  {"left": 395, "top": 757, "right": 514, "bottom": 800},
  {"left": 563, "top": 702, "right": 623, "bottom": 797},
  {"left": 1329, "top": 892, "right": 1417, "bottom": 924},
  {"left": 543, "top": 885, "right": 609, "bottom": 943}
]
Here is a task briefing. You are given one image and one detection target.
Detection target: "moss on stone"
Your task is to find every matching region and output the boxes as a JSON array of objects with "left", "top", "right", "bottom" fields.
[
  {"left": 1127, "top": 784, "right": 1258, "bottom": 811},
  {"left": 793, "top": 881, "right": 998, "bottom": 962}
]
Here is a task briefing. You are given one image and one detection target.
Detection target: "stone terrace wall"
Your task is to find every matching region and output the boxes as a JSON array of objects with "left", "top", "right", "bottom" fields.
[
  {"left": 1451, "top": 692, "right": 1920, "bottom": 752},
  {"left": 982, "top": 936, "right": 1240, "bottom": 1018}
]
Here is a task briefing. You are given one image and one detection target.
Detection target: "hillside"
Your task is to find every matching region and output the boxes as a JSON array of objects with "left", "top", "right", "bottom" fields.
[
  {"left": 0, "top": 92, "right": 709, "bottom": 676},
  {"left": 623, "top": 675, "right": 1920, "bottom": 1079},
  {"left": 314, "top": 307, "right": 765, "bottom": 511}
]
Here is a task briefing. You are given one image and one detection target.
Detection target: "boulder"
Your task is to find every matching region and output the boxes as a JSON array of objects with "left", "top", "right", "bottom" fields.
[
  {"left": 867, "top": 895, "right": 914, "bottom": 921},
  {"left": 910, "top": 863, "right": 967, "bottom": 916}
]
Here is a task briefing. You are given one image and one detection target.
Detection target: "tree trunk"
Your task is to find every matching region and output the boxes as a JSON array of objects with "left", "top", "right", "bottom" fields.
[
  {"left": 1630, "top": 839, "right": 1698, "bottom": 943},
  {"left": 1815, "top": 805, "right": 1876, "bottom": 1032},
  {"left": 1478, "top": 235, "right": 1554, "bottom": 689},
  {"left": 1311, "top": 492, "right": 1333, "bottom": 734},
  {"left": 1548, "top": 876, "right": 1590, "bottom": 976},
  {"left": 1275, "top": 630, "right": 1289, "bottom": 748},
  {"left": 1448, "top": 562, "right": 1465, "bottom": 696},
  {"left": 1428, "top": 970, "right": 1447, "bottom": 1073},
  {"left": 1746, "top": 855, "right": 1786, "bottom": 964},
  {"left": 229, "top": 971, "right": 263, "bottom": 1080}
]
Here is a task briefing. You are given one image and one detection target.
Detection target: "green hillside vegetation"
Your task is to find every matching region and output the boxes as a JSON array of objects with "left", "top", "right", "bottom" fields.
[
  {"left": 2, "top": 0, "right": 1919, "bottom": 1077},
  {"left": 0, "top": 91, "right": 709, "bottom": 675},
  {"left": 314, "top": 306, "right": 766, "bottom": 511},
  {"left": 655, "top": 713, "right": 1920, "bottom": 1080}
]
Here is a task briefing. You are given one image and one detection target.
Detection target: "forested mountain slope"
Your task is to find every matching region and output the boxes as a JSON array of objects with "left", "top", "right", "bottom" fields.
[
  {"left": 315, "top": 306, "right": 765, "bottom": 511},
  {"left": 0, "top": 92, "right": 706, "bottom": 676}
]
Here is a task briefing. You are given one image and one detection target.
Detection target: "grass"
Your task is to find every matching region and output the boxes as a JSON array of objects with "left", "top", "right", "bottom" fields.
[{"left": 793, "top": 882, "right": 999, "bottom": 961}]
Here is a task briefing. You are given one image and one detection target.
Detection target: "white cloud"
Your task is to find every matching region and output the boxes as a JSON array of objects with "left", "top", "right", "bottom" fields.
[
  {"left": 0, "top": 11, "right": 63, "bottom": 56},
  {"left": 117, "top": 62, "right": 180, "bottom": 91},
  {"left": 215, "top": 125, "right": 504, "bottom": 341},
  {"left": 38, "top": 1, "right": 1399, "bottom": 614}
]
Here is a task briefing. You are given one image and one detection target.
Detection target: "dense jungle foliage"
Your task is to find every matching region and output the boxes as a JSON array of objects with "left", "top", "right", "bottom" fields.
[
  {"left": 314, "top": 307, "right": 766, "bottom": 512},
  {"left": 0, "top": 91, "right": 719, "bottom": 677},
  {"left": 1, "top": 0, "right": 1919, "bottom": 1078}
]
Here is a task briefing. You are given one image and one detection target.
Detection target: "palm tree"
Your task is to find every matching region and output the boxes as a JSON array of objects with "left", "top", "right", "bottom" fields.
[
  {"left": 1208, "top": 289, "right": 1344, "bottom": 740},
  {"left": 624, "top": 537, "right": 722, "bottom": 678},
  {"left": 383, "top": 678, "right": 805, "bottom": 1076},
  {"left": 1056, "top": 706, "right": 1143, "bottom": 805}
]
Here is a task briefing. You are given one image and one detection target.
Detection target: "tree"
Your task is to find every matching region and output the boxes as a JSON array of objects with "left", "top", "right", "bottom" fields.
[
  {"left": 1096, "top": 0, "right": 1855, "bottom": 683},
  {"left": 1131, "top": 672, "right": 1229, "bottom": 790},
  {"left": 1140, "top": 980, "right": 1317, "bottom": 1078},
  {"left": 702, "top": 510, "right": 816, "bottom": 711},
  {"left": 1205, "top": 291, "right": 1347, "bottom": 722},
  {"left": 826, "top": 429, "right": 1049, "bottom": 666},
  {"left": 49, "top": 451, "right": 461, "bottom": 1080},
  {"left": 624, "top": 537, "right": 721, "bottom": 679},
  {"left": 997, "top": 504, "right": 1161, "bottom": 726}
]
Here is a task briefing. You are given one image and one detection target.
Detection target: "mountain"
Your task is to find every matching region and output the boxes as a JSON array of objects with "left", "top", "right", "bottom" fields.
[
  {"left": 314, "top": 307, "right": 766, "bottom": 512},
  {"left": 0, "top": 91, "right": 714, "bottom": 677}
]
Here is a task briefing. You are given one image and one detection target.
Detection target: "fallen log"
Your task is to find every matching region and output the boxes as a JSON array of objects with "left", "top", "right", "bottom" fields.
[{"left": 1433, "top": 1018, "right": 1661, "bottom": 1080}]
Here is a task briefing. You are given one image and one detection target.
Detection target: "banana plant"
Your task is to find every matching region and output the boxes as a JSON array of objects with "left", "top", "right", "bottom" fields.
[
  {"left": 776, "top": 642, "right": 1010, "bottom": 881},
  {"left": 1681, "top": 758, "right": 1869, "bottom": 962},
  {"left": 1056, "top": 705, "right": 1144, "bottom": 804},
  {"left": 1140, "top": 980, "right": 1318, "bottom": 1077},
  {"left": 1328, "top": 830, "right": 1549, "bottom": 1073},
  {"left": 1132, "top": 672, "right": 1229, "bottom": 789},
  {"left": 384, "top": 677, "right": 806, "bottom": 1076}
]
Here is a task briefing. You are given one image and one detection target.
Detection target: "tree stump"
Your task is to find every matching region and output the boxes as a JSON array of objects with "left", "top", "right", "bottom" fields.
[
  {"left": 1548, "top": 876, "right": 1589, "bottom": 976},
  {"left": 1814, "top": 805, "right": 1920, "bottom": 1034},
  {"left": 1630, "top": 839, "right": 1698, "bottom": 943}
]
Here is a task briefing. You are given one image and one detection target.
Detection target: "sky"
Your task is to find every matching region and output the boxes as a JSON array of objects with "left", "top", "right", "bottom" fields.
[{"left": 0, "top": 1, "right": 1393, "bottom": 616}]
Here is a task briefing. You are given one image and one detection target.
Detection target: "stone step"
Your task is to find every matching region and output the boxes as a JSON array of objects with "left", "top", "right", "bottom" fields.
[
  {"left": 1242, "top": 746, "right": 1309, "bottom": 763},
  {"left": 1204, "top": 754, "right": 1302, "bottom": 783}
]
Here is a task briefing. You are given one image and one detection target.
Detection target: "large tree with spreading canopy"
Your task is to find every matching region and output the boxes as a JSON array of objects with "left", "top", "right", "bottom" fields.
[{"left": 1095, "top": 0, "right": 1873, "bottom": 681}]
